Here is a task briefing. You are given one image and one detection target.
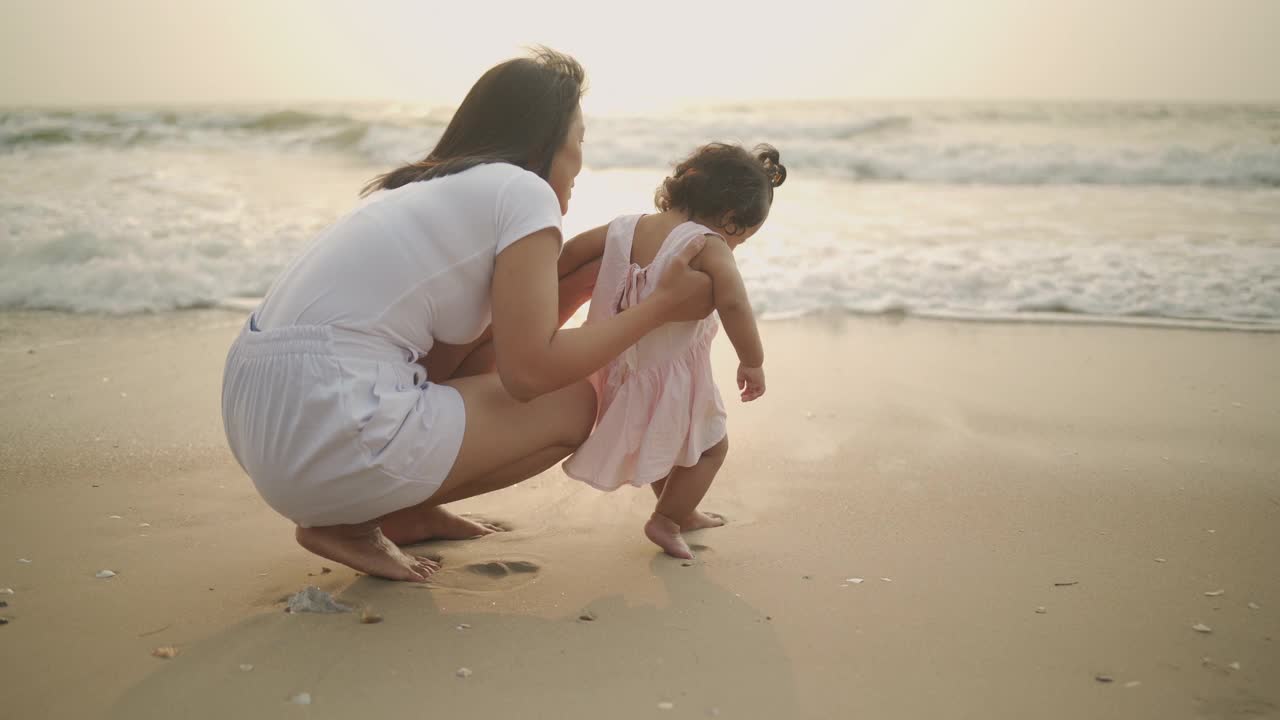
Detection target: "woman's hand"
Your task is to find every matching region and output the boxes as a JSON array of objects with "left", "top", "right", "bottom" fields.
[{"left": 651, "top": 237, "right": 714, "bottom": 322}]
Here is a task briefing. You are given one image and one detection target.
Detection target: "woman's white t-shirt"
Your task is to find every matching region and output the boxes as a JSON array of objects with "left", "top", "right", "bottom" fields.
[{"left": 256, "top": 162, "right": 563, "bottom": 358}]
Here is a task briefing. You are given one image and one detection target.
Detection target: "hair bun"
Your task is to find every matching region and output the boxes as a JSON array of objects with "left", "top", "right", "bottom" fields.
[{"left": 754, "top": 143, "right": 787, "bottom": 188}]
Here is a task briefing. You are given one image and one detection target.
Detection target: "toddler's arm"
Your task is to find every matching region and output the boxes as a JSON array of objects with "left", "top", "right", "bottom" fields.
[
  {"left": 558, "top": 224, "right": 606, "bottom": 279},
  {"left": 694, "top": 236, "right": 765, "bottom": 400},
  {"left": 557, "top": 225, "right": 607, "bottom": 325}
]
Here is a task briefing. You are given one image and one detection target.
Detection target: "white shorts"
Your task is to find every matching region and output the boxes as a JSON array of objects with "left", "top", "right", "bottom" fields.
[{"left": 221, "top": 316, "right": 466, "bottom": 527}]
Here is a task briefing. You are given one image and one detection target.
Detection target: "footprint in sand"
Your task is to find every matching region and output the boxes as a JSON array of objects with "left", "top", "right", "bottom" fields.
[{"left": 430, "top": 559, "right": 541, "bottom": 591}]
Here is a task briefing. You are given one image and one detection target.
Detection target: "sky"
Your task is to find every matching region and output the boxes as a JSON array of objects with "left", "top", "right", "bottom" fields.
[{"left": 2, "top": 0, "right": 1279, "bottom": 110}]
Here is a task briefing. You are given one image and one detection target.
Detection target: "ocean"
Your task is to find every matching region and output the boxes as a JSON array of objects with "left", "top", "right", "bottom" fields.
[{"left": 2, "top": 100, "right": 1278, "bottom": 328}]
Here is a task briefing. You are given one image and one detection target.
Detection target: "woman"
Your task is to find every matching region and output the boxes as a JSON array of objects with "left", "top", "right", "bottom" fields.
[{"left": 221, "top": 49, "right": 711, "bottom": 582}]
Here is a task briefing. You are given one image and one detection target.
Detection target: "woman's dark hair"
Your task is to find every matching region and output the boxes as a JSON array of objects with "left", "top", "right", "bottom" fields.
[
  {"left": 362, "top": 47, "right": 586, "bottom": 196},
  {"left": 655, "top": 143, "right": 786, "bottom": 235}
]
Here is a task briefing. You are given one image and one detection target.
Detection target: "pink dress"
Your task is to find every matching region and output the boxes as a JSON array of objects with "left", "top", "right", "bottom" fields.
[{"left": 562, "top": 215, "right": 727, "bottom": 490}]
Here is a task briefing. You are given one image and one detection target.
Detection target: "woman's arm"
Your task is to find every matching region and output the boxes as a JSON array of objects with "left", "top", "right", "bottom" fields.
[
  {"left": 492, "top": 228, "right": 709, "bottom": 402},
  {"left": 421, "top": 226, "right": 607, "bottom": 381}
]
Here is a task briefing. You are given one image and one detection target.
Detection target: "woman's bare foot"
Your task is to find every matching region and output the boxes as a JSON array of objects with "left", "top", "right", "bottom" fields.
[
  {"left": 644, "top": 512, "right": 693, "bottom": 560},
  {"left": 380, "top": 505, "right": 502, "bottom": 545},
  {"left": 295, "top": 523, "right": 439, "bottom": 582},
  {"left": 680, "top": 510, "right": 726, "bottom": 531}
]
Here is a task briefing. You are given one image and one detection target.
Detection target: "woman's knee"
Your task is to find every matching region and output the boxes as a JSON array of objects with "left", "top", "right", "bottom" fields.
[{"left": 555, "top": 380, "right": 596, "bottom": 447}]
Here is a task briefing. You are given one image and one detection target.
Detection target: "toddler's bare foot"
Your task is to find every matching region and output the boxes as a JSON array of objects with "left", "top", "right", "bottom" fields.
[
  {"left": 680, "top": 511, "right": 726, "bottom": 531},
  {"left": 296, "top": 523, "right": 438, "bottom": 582},
  {"left": 644, "top": 512, "right": 693, "bottom": 560}
]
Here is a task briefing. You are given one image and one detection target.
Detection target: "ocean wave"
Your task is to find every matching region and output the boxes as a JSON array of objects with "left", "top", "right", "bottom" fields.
[
  {"left": 3, "top": 102, "right": 1278, "bottom": 323},
  {"left": 3, "top": 102, "right": 1279, "bottom": 187}
]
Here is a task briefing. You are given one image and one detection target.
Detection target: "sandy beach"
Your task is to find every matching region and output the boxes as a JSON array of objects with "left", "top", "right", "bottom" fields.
[{"left": 1, "top": 310, "right": 1277, "bottom": 719}]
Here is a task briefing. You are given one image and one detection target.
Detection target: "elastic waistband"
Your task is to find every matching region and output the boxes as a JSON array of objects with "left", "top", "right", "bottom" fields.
[{"left": 234, "top": 314, "right": 414, "bottom": 363}]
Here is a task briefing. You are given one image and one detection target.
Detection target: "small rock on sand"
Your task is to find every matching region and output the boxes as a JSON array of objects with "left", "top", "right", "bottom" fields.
[
  {"left": 658, "top": 701, "right": 674, "bottom": 710},
  {"left": 1192, "top": 623, "right": 1213, "bottom": 633},
  {"left": 456, "top": 668, "right": 472, "bottom": 678},
  {"left": 1035, "top": 607, "right": 1047, "bottom": 614},
  {"left": 239, "top": 664, "right": 254, "bottom": 672},
  {"left": 1248, "top": 602, "right": 1261, "bottom": 610},
  {"left": 1095, "top": 674, "right": 1113, "bottom": 683},
  {"left": 151, "top": 646, "right": 178, "bottom": 659},
  {"left": 290, "top": 692, "right": 312, "bottom": 705},
  {"left": 95, "top": 570, "right": 117, "bottom": 578},
  {"left": 1204, "top": 590, "right": 1225, "bottom": 597},
  {"left": 0, "top": 588, "right": 13, "bottom": 595}
]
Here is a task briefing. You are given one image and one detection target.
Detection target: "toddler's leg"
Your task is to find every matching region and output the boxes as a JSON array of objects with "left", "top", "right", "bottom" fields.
[
  {"left": 645, "top": 436, "right": 728, "bottom": 559},
  {"left": 649, "top": 477, "right": 727, "bottom": 531}
]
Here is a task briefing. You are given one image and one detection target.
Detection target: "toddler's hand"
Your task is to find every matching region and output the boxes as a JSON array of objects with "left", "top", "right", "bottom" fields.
[{"left": 737, "top": 364, "right": 765, "bottom": 402}]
